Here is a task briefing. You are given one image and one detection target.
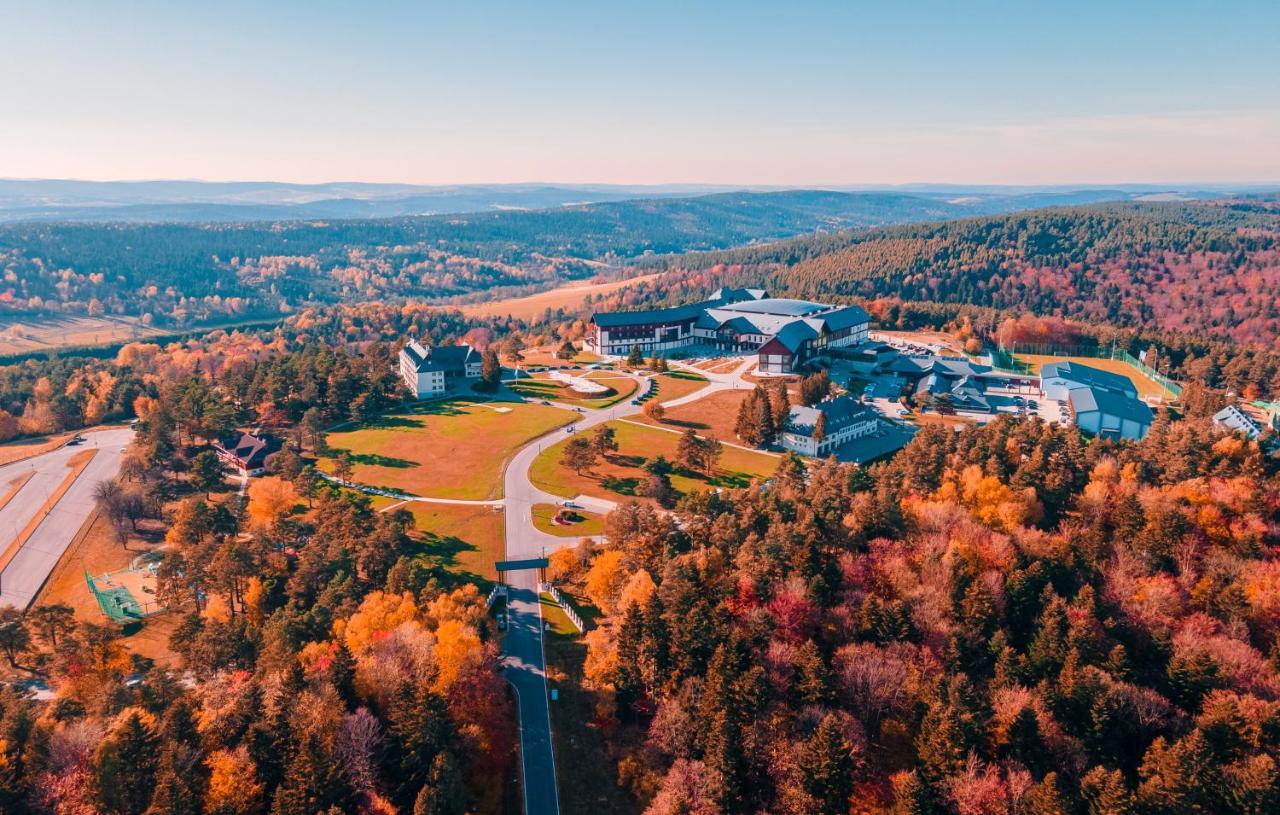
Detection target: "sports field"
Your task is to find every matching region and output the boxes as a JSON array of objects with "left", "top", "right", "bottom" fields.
[
  {"left": 1015, "top": 354, "right": 1176, "bottom": 400},
  {"left": 529, "top": 419, "right": 778, "bottom": 503},
  {"left": 321, "top": 399, "right": 576, "bottom": 500}
]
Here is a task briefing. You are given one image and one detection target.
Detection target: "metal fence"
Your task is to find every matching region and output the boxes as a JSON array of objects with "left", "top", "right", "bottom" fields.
[
  {"left": 538, "top": 582, "right": 585, "bottom": 633},
  {"left": 995, "top": 342, "right": 1182, "bottom": 399}
]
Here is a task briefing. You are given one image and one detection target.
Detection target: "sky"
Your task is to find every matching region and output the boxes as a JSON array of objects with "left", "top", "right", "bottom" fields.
[{"left": 2, "top": 0, "right": 1278, "bottom": 186}]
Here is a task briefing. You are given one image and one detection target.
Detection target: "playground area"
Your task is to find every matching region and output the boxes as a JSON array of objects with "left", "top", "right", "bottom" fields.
[{"left": 85, "top": 555, "right": 163, "bottom": 622}]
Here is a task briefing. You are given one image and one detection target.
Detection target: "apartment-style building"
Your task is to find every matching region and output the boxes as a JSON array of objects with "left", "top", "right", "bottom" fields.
[{"left": 398, "top": 338, "right": 481, "bottom": 398}]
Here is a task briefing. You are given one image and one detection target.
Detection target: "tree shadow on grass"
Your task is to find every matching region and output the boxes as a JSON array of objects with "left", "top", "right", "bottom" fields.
[
  {"left": 665, "top": 370, "right": 706, "bottom": 381},
  {"left": 706, "top": 470, "right": 756, "bottom": 489},
  {"left": 362, "top": 415, "right": 428, "bottom": 429},
  {"left": 601, "top": 476, "right": 641, "bottom": 496},
  {"left": 411, "top": 534, "right": 494, "bottom": 591},
  {"left": 661, "top": 418, "right": 711, "bottom": 431},
  {"left": 346, "top": 452, "right": 418, "bottom": 469}
]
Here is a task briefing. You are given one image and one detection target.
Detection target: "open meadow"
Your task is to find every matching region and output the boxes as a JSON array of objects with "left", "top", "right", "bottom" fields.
[
  {"left": 322, "top": 398, "right": 576, "bottom": 500},
  {"left": 529, "top": 419, "right": 778, "bottom": 504},
  {"left": 454, "top": 272, "right": 665, "bottom": 321}
]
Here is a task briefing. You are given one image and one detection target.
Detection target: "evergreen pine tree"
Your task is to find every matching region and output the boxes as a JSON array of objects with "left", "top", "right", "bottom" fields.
[
  {"left": 412, "top": 751, "right": 467, "bottom": 815},
  {"left": 91, "top": 709, "right": 162, "bottom": 815},
  {"left": 614, "top": 602, "right": 646, "bottom": 719},
  {"left": 799, "top": 713, "right": 855, "bottom": 815}
]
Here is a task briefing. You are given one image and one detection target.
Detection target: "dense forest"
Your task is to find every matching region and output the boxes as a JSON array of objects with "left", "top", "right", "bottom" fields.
[
  {"left": 0, "top": 191, "right": 971, "bottom": 327},
  {"left": 642, "top": 199, "right": 1280, "bottom": 347},
  {"left": 569, "top": 414, "right": 1280, "bottom": 814}
]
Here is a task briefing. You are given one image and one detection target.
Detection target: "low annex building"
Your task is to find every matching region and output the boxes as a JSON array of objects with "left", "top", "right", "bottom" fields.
[
  {"left": 1040, "top": 361, "right": 1153, "bottom": 441},
  {"left": 214, "top": 431, "right": 277, "bottom": 477},
  {"left": 779, "top": 394, "right": 880, "bottom": 457},
  {"left": 398, "top": 338, "right": 481, "bottom": 398},
  {"left": 585, "top": 288, "right": 869, "bottom": 373}
]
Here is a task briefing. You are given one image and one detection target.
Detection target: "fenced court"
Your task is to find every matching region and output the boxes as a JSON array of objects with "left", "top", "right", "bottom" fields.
[
  {"left": 994, "top": 342, "right": 1182, "bottom": 402},
  {"left": 86, "top": 559, "right": 163, "bottom": 622}
]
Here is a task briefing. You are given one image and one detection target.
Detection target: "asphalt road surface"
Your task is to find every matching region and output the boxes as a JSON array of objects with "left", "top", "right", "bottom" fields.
[{"left": 0, "top": 427, "right": 134, "bottom": 609}]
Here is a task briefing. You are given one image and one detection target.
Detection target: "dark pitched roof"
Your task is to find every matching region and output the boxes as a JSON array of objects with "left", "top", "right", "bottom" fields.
[
  {"left": 814, "top": 304, "right": 870, "bottom": 333},
  {"left": 785, "top": 394, "right": 878, "bottom": 435},
  {"left": 592, "top": 288, "right": 765, "bottom": 328},
  {"left": 1042, "top": 361, "right": 1137, "bottom": 397},
  {"left": 216, "top": 432, "right": 275, "bottom": 468},
  {"left": 1069, "top": 385, "right": 1153, "bottom": 425}
]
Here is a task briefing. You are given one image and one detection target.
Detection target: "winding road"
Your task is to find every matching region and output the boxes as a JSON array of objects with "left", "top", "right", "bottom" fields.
[{"left": 500, "top": 356, "right": 753, "bottom": 813}]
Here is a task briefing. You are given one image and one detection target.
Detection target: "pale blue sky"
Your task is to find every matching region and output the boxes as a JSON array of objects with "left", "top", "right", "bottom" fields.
[{"left": 2, "top": 1, "right": 1277, "bottom": 184}]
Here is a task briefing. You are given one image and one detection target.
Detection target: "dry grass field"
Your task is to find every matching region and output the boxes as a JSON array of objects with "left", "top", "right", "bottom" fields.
[
  {"left": 650, "top": 370, "right": 710, "bottom": 403},
  {"left": 530, "top": 419, "right": 778, "bottom": 504},
  {"left": 0, "top": 432, "right": 75, "bottom": 467},
  {"left": 405, "top": 503, "right": 505, "bottom": 582},
  {"left": 518, "top": 346, "right": 603, "bottom": 367},
  {"left": 454, "top": 272, "right": 666, "bottom": 321},
  {"left": 531, "top": 502, "right": 605, "bottom": 538},
  {"left": 634, "top": 388, "right": 751, "bottom": 441},
  {"left": 322, "top": 399, "right": 576, "bottom": 500},
  {"left": 0, "top": 315, "right": 168, "bottom": 356},
  {"left": 1015, "top": 354, "right": 1176, "bottom": 400}
]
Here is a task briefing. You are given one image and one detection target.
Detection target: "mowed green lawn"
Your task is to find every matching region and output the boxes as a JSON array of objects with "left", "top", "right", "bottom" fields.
[
  {"left": 406, "top": 503, "right": 505, "bottom": 582},
  {"left": 529, "top": 419, "right": 779, "bottom": 504},
  {"left": 510, "top": 370, "right": 638, "bottom": 409},
  {"left": 322, "top": 399, "right": 575, "bottom": 500}
]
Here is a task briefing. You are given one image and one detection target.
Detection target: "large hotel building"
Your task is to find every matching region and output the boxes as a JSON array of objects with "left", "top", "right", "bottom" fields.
[{"left": 585, "top": 288, "right": 869, "bottom": 373}]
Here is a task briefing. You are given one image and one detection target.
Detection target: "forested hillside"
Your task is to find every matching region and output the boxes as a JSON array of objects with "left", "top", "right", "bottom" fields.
[
  {"left": 651, "top": 199, "right": 1280, "bottom": 347},
  {"left": 574, "top": 415, "right": 1280, "bottom": 814},
  {"left": 0, "top": 191, "right": 965, "bottom": 327}
]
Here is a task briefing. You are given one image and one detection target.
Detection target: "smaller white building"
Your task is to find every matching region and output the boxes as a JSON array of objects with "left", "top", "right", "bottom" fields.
[
  {"left": 399, "top": 338, "right": 481, "bottom": 398},
  {"left": 779, "top": 394, "right": 880, "bottom": 457},
  {"left": 1212, "top": 404, "right": 1266, "bottom": 440},
  {"left": 1067, "top": 385, "right": 1153, "bottom": 441}
]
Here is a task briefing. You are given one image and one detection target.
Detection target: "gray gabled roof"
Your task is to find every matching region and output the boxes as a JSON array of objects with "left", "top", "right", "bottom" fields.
[
  {"left": 1042, "top": 361, "right": 1137, "bottom": 397},
  {"left": 1069, "top": 385, "right": 1153, "bottom": 425},
  {"left": 785, "top": 394, "right": 878, "bottom": 435}
]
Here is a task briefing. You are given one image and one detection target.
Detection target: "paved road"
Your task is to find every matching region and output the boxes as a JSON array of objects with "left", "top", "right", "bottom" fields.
[
  {"left": 499, "top": 359, "right": 757, "bottom": 813},
  {"left": 499, "top": 372, "right": 656, "bottom": 815},
  {"left": 0, "top": 427, "right": 134, "bottom": 609}
]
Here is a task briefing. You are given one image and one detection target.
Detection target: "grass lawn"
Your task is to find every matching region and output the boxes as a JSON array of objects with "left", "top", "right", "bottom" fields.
[
  {"left": 1014, "top": 354, "right": 1176, "bottom": 400},
  {"left": 511, "top": 371, "right": 637, "bottom": 409},
  {"left": 634, "top": 388, "right": 751, "bottom": 442},
  {"left": 651, "top": 370, "right": 709, "bottom": 403},
  {"left": 518, "top": 346, "right": 604, "bottom": 367},
  {"left": 321, "top": 399, "right": 575, "bottom": 500},
  {"left": 531, "top": 503, "right": 605, "bottom": 537},
  {"left": 530, "top": 419, "right": 778, "bottom": 503},
  {"left": 404, "top": 503, "right": 505, "bottom": 583}
]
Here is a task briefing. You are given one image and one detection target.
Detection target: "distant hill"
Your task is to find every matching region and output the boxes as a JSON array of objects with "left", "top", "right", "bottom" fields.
[
  {"left": 0, "top": 189, "right": 1000, "bottom": 327},
  {"left": 0, "top": 178, "right": 1261, "bottom": 223},
  {"left": 649, "top": 197, "right": 1280, "bottom": 347}
]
